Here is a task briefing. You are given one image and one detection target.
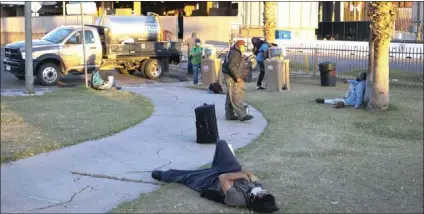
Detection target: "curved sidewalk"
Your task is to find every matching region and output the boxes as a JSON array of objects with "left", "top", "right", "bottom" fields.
[{"left": 1, "top": 82, "right": 267, "bottom": 213}]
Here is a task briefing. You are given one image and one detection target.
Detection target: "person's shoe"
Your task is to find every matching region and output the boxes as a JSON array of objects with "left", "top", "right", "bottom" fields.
[
  {"left": 225, "top": 115, "right": 239, "bottom": 120},
  {"left": 241, "top": 115, "right": 254, "bottom": 121},
  {"left": 151, "top": 170, "right": 163, "bottom": 181},
  {"left": 256, "top": 86, "right": 266, "bottom": 90},
  {"left": 333, "top": 101, "right": 345, "bottom": 108},
  {"left": 115, "top": 86, "right": 122, "bottom": 90},
  {"left": 315, "top": 98, "right": 325, "bottom": 103}
]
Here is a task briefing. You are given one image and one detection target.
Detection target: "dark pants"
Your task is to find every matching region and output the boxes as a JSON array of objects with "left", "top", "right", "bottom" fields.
[
  {"left": 188, "top": 55, "right": 193, "bottom": 74},
  {"left": 256, "top": 61, "right": 265, "bottom": 87},
  {"left": 160, "top": 140, "right": 242, "bottom": 192}
]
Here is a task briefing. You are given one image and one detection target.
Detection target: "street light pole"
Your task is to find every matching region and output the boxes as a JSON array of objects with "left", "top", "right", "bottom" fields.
[
  {"left": 80, "top": 2, "right": 88, "bottom": 88},
  {"left": 24, "top": 2, "right": 34, "bottom": 94}
]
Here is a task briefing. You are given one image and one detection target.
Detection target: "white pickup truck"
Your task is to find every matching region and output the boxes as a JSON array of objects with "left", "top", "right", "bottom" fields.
[{"left": 3, "top": 15, "right": 182, "bottom": 86}]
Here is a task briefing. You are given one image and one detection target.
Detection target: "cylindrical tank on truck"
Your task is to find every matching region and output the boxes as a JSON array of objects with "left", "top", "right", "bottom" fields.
[{"left": 95, "top": 15, "right": 161, "bottom": 44}]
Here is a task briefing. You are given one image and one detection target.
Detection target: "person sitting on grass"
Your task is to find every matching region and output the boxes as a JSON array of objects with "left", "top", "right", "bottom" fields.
[
  {"left": 151, "top": 140, "right": 279, "bottom": 213},
  {"left": 315, "top": 71, "right": 367, "bottom": 109},
  {"left": 91, "top": 69, "right": 122, "bottom": 90}
]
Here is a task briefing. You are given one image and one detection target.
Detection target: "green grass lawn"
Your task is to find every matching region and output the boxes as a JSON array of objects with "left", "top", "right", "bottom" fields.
[
  {"left": 111, "top": 77, "right": 423, "bottom": 213},
  {"left": 1, "top": 87, "right": 154, "bottom": 164}
]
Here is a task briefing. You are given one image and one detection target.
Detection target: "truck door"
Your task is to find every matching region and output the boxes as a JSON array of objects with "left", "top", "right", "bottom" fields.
[
  {"left": 61, "top": 31, "right": 83, "bottom": 71},
  {"left": 83, "top": 30, "right": 102, "bottom": 67}
]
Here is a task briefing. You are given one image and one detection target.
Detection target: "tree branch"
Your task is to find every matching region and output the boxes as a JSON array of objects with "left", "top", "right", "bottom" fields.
[{"left": 70, "top": 171, "right": 164, "bottom": 186}]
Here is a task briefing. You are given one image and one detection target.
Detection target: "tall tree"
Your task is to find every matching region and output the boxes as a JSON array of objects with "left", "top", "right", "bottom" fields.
[
  {"left": 365, "top": 2, "right": 395, "bottom": 111},
  {"left": 263, "top": 2, "right": 277, "bottom": 43}
]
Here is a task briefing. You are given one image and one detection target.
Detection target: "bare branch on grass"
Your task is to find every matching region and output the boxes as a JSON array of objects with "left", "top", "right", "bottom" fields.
[{"left": 70, "top": 171, "right": 164, "bottom": 186}]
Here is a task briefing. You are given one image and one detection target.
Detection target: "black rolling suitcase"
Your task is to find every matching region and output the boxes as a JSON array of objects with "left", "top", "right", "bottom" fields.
[{"left": 195, "top": 103, "right": 219, "bottom": 144}]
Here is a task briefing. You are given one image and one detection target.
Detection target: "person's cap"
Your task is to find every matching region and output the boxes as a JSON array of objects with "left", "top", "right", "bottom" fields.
[
  {"left": 195, "top": 38, "right": 201, "bottom": 43},
  {"left": 236, "top": 40, "right": 246, "bottom": 47}
]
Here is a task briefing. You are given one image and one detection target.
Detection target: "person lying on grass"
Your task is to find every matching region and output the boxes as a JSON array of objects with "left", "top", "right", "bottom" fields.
[
  {"left": 151, "top": 140, "right": 279, "bottom": 213},
  {"left": 315, "top": 71, "right": 367, "bottom": 109}
]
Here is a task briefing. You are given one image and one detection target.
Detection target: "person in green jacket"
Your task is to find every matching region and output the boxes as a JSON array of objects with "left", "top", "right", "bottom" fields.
[
  {"left": 189, "top": 38, "right": 203, "bottom": 85},
  {"left": 91, "top": 69, "right": 121, "bottom": 90}
]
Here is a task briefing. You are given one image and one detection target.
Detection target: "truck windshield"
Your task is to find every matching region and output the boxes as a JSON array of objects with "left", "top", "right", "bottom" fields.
[{"left": 41, "top": 28, "right": 73, "bottom": 43}]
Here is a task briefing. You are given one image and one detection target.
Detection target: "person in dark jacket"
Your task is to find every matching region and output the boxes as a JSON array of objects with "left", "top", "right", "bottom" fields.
[
  {"left": 151, "top": 140, "right": 279, "bottom": 213},
  {"left": 225, "top": 40, "right": 253, "bottom": 121},
  {"left": 251, "top": 37, "right": 270, "bottom": 90}
]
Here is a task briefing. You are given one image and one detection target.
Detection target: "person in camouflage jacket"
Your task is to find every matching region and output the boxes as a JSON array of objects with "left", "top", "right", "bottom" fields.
[{"left": 225, "top": 40, "right": 254, "bottom": 122}]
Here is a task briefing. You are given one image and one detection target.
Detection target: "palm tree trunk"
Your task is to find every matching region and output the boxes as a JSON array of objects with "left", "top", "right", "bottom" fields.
[
  {"left": 263, "top": 2, "right": 277, "bottom": 43},
  {"left": 366, "top": 2, "right": 395, "bottom": 111}
]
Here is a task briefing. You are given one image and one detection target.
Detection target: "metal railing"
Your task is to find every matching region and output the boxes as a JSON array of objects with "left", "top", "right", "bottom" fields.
[{"left": 284, "top": 43, "right": 424, "bottom": 86}]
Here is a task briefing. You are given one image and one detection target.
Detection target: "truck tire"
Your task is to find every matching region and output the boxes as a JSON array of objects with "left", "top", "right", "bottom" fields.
[
  {"left": 36, "top": 62, "right": 61, "bottom": 86},
  {"left": 15, "top": 75, "right": 25, "bottom": 80},
  {"left": 144, "top": 59, "right": 163, "bottom": 80},
  {"left": 139, "top": 59, "right": 148, "bottom": 78}
]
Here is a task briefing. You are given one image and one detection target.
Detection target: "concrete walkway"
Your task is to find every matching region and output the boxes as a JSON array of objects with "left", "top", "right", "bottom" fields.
[{"left": 1, "top": 82, "right": 267, "bottom": 213}]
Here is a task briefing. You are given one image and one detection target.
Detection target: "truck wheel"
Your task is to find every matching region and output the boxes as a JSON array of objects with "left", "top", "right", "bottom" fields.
[
  {"left": 144, "top": 59, "right": 163, "bottom": 80},
  {"left": 139, "top": 60, "right": 148, "bottom": 78},
  {"left": 15, "top": 75, "right": 25, "bottom": 80},
  {"left": 36, "top": 63, "right": 61, "bottom": 86}
]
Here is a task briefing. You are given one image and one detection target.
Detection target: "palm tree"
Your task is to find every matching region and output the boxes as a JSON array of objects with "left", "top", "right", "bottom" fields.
[
  {"left": 365, "top": 2, "right": 395, "bottom": 111},
  {"left": 263, "top": 2, "right": 277, "bottom": 43}
]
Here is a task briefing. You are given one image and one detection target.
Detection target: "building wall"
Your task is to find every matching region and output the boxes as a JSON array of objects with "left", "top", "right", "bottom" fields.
[
  {"left": 237, "top": 1, "right": 319, "bottom": 40},
  {"left": 318, "top": 1, "right": 421, "bottom": 41},
  {"left": 183, "top": 16, "right": 241, "bottom": 45}
]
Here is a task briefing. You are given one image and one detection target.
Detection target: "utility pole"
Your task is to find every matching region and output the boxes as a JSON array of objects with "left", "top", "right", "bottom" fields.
[
  {"left": 80, "top": 2, "right": 88, "bottom": 88},
  {"left": 24, "top": 2, "right": 34, "bottom": 94}
]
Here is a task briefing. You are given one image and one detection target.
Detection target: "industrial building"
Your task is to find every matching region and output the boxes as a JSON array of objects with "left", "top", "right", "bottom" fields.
[{"left": 316, "top": 1, "right": 423, "bottom": 41}]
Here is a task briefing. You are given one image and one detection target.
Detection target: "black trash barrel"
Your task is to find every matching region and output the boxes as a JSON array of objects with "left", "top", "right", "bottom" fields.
[{"left": 319, "top": 62, "right": 337, "bottom": 86}]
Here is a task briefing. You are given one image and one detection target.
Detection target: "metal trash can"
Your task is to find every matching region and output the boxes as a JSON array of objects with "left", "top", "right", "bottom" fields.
[
  {"left": 264, "top": 47, "right": 291, "bottom": 92},
  {"left": 319, "top": 62, "right": 336, "bottom": 87},
  {"left": 282, "top": 59, "right": 290, "bottom": 91},
  {"left": 201, "top": 59, "right": 222, "bottom": 87},
  {"left": 201, "top": 47, "right": 222, "bottom": 87}
]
